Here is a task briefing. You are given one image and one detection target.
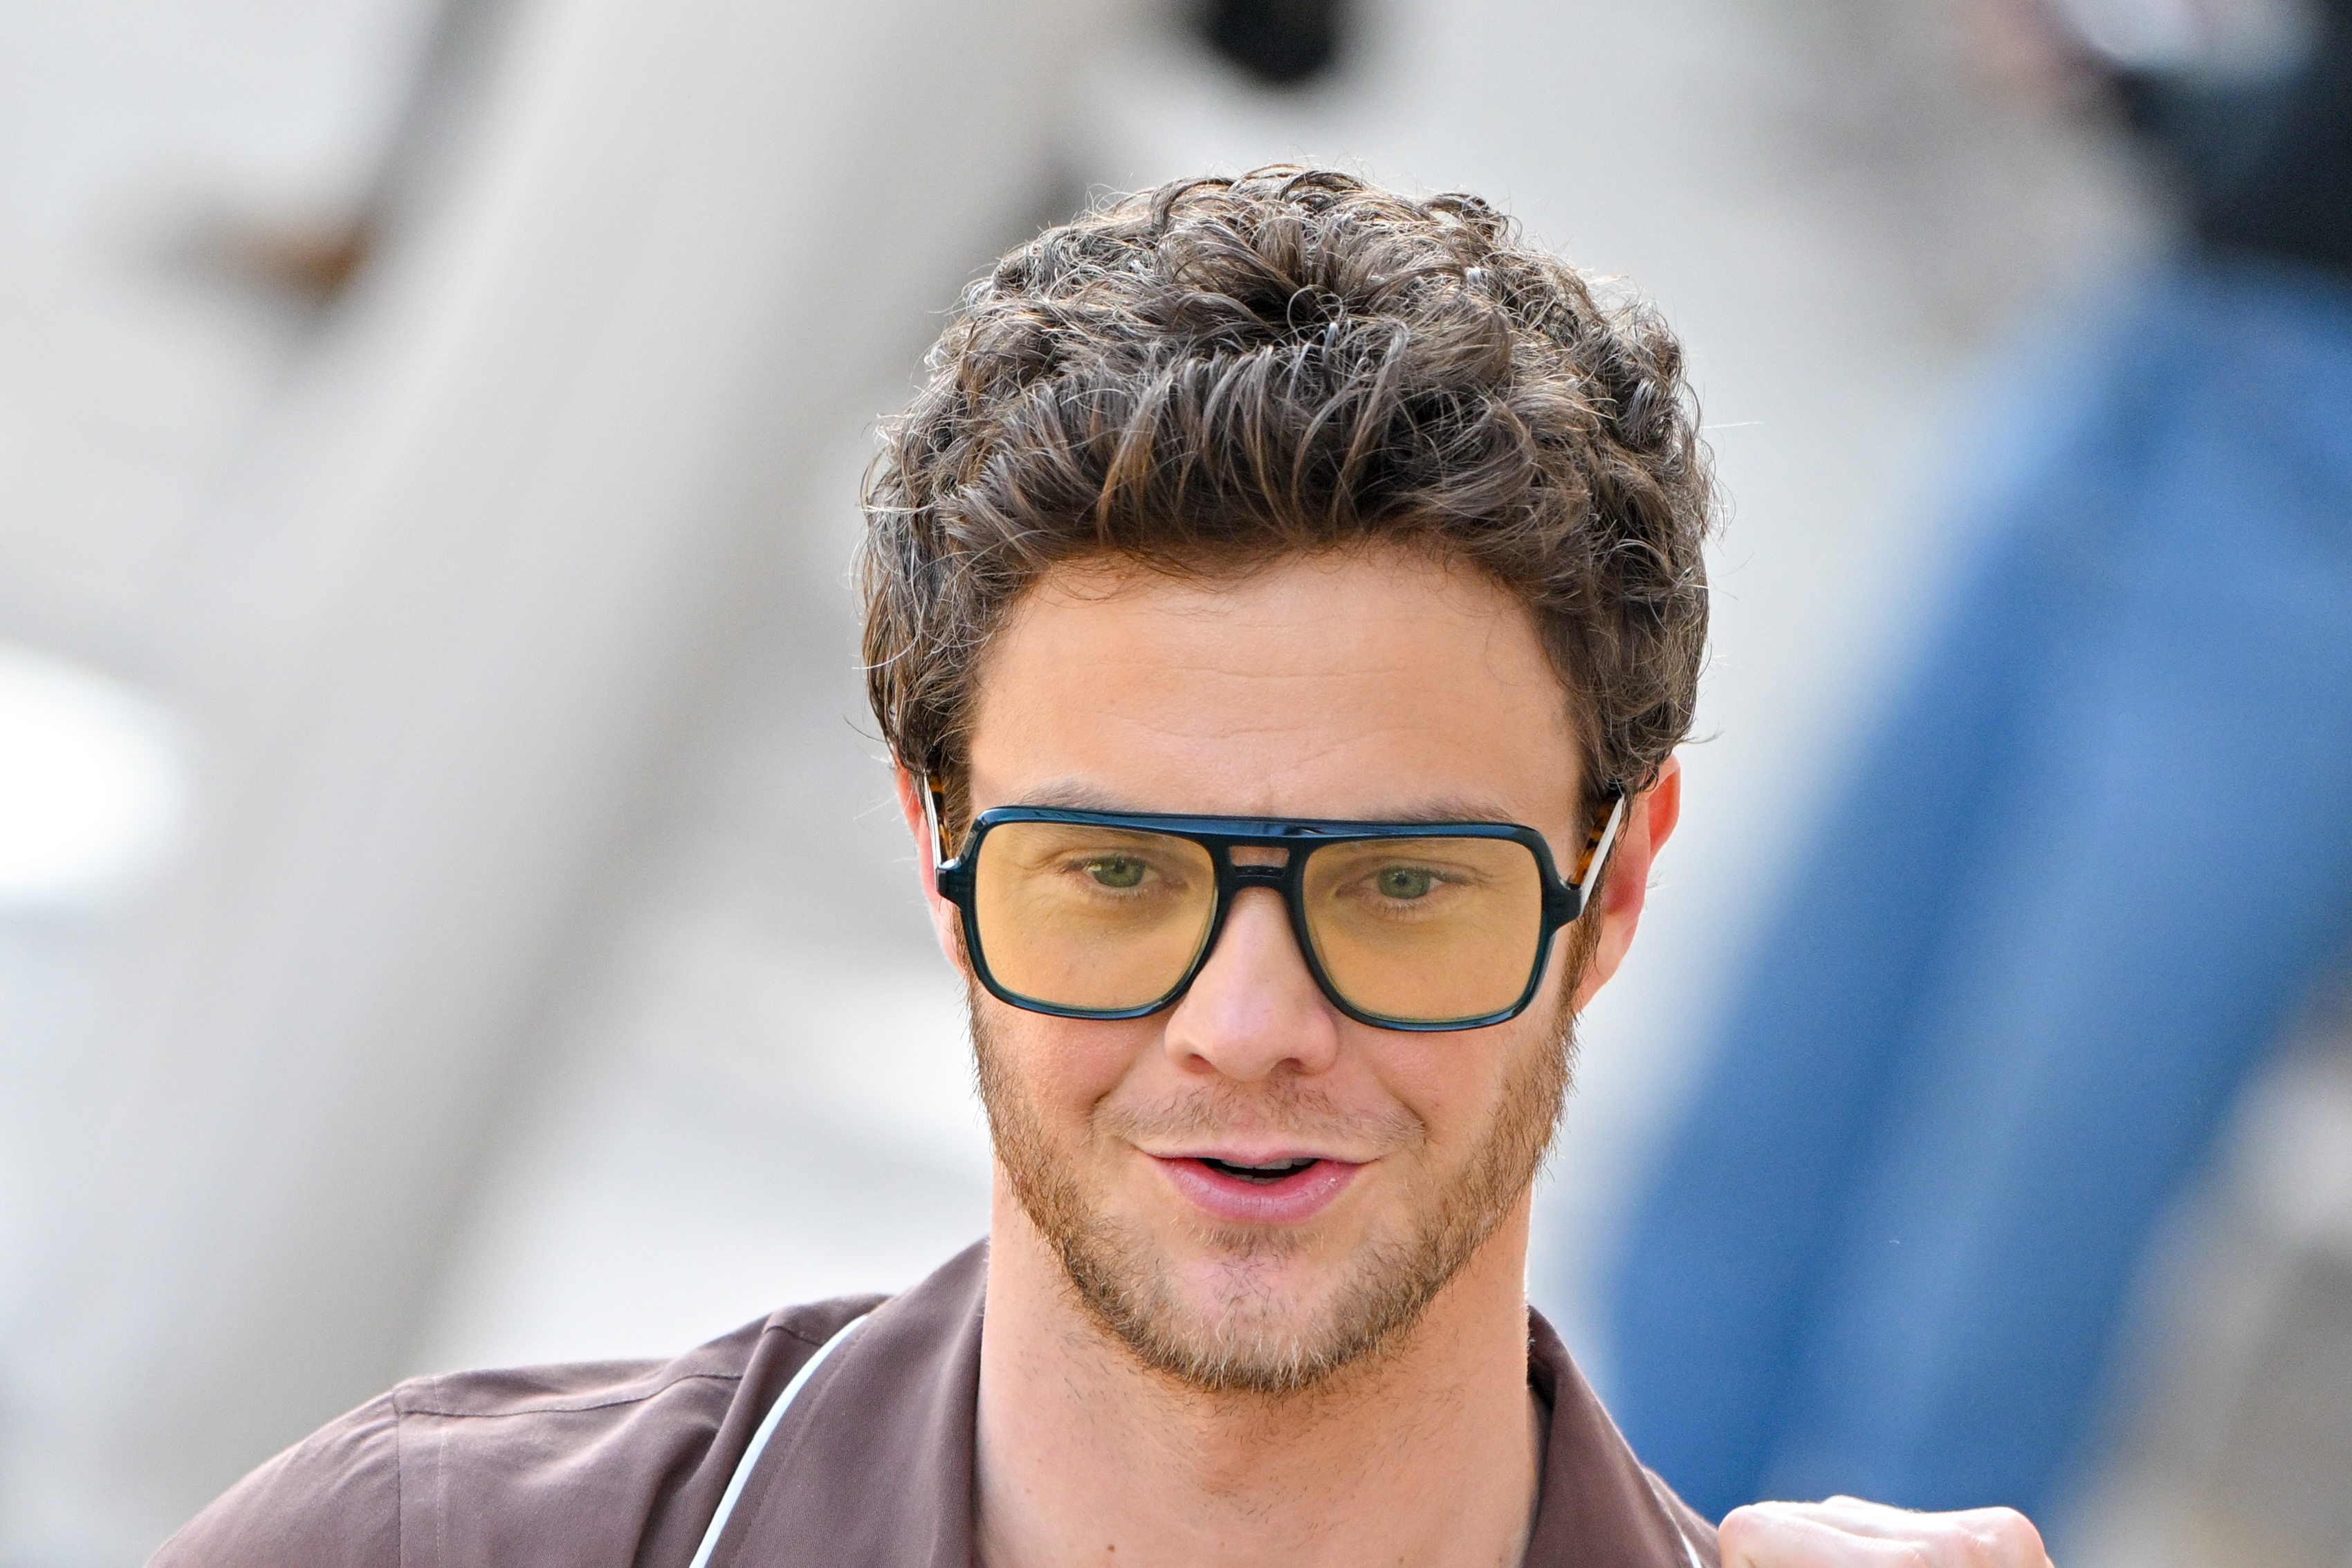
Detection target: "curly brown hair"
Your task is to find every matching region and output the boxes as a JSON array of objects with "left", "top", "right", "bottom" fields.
[{"left": 858, "top": 165, "right": 1715, "bottom": 836}]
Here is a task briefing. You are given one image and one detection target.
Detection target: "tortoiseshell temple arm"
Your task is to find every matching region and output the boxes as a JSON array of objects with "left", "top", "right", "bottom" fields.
[
  {"left": 919, "top": 774, "right": 954, "bottom": 874},
  {"left": 1572, "top": 792, "right": 1628, "bottom": 894}
]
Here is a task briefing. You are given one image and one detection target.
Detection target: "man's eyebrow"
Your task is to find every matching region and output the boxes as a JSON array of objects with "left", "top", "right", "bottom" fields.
[
  {"left": 1011, "top": 781, "right": 1139, "bottom": 811},
  {"left": 1008, "top": 784, "right": 1535, "bottom": 824},
  {"left": 1366, "top": 796, "right": 1529, "bottom": 825}
]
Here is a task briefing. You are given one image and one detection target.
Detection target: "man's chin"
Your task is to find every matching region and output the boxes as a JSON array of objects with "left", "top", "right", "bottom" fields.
[
  {"left": 1161, "top": 1235, "right": 1350, "bottom": 1321},
  {"left": 1054, "top": 1217, "right": 1449, "bottom": 1398}
]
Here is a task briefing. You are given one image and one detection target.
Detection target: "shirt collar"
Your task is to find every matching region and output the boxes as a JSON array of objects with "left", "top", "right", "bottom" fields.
[{"left": 717, "top": 1239, "right": 1700, "bottom": 1568}]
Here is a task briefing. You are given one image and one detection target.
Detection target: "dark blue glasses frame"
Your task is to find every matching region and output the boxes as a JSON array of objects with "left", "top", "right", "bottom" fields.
[{"left": 924, "top": 785, "right": 1625, "bottom": 1032}]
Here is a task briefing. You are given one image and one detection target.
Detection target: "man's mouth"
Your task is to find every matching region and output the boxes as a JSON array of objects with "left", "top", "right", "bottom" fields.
[
  {"left": 1152, "top": 1151, "right": 1362, "bottom": 1224},
  {"left": 1194, "top": 1155, "right": 1323, "bottom": 1185}
]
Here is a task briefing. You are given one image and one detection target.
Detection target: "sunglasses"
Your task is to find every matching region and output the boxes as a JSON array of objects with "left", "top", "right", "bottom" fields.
[{"left": 924, "top": 784, "right": 1624, "bottom": 1032}]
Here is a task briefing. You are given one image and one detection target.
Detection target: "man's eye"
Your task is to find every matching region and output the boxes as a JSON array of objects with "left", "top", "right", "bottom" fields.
[
  {"left": 1083, "top": 856, "right": 1150, "bottom": 889},
  {"left": 1374, "top": 865, "right": 1439, "bottom": 900}
]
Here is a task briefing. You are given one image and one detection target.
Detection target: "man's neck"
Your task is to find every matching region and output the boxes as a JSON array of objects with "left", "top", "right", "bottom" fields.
[{"left": 973, "top": 1179, "right": 1543, "bottom": 1568}]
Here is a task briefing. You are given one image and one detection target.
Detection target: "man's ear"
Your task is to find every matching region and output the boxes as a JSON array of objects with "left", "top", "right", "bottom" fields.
[
  {"left": 894, "top": 766, "right": 966, "bottom": 970},
  {"left": 1570, "top": 753, "right": 1682, "bottom": 1013}
]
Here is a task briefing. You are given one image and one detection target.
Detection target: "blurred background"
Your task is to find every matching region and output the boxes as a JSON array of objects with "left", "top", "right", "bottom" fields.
[{"left": 0, "top": 0, "right": 2345, "bottom": 1561}]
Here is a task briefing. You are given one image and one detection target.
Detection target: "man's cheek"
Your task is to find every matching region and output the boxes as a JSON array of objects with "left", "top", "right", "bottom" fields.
[
  {"left": 1365, "top": 1044, "right": 1488, "bottom": 1145},
  {"left": 1001, "top": 1017, "right": 1152, "bottom": 1121}
]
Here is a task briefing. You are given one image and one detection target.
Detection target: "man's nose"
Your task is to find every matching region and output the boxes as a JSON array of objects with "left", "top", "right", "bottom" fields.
[{"left": 1161, "top": 883, "right": 1343, "bottom": 1081}]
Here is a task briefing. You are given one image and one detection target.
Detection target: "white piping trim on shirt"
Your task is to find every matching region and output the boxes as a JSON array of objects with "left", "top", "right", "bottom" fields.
[{"left": 686, "top": 1312, "right": 871, "bottom": 1568}]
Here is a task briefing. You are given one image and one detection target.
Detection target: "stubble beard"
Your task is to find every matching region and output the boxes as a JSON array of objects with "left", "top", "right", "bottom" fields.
[{"left": 971, "top": 923, "right": 1597, "bottom": 1401}]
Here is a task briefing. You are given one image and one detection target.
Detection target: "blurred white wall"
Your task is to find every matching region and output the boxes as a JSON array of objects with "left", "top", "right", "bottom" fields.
[
  {"left": 0, "top": 1, "right": 2169, "bottom": 1561},
  {"left": 0, "top": 0, "right": 1106, "bottom": 1556}
]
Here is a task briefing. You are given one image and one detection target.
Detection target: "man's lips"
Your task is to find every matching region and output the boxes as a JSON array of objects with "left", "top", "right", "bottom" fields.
[{"left": 1148, "top": 1151, "right": 1364, "bottom": 1225}]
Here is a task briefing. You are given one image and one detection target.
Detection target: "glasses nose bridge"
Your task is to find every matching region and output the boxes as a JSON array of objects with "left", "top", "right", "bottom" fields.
[
  {"left": 1213, "top": 834, "right": 1295, "bottom": 878},
  {"left": 1189, "top": 841, "right": 1323, "bottom": 1007},
  {"left": 1207, "top": 841, "right": 1305, "bottom": 946}
]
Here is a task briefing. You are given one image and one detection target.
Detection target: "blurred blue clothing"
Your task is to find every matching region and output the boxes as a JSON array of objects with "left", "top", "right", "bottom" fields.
[{"left": 1606, "top": 257, "right": 2352, "bottom": 1524}]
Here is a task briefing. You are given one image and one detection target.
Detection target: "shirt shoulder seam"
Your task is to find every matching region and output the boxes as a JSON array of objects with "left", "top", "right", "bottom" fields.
[
  {"left": 393, "top": 1320, "right": 831, "bottom": 1419},
  {"left": 396, "top": 1367, "right": 743, "bottom": 1419}
]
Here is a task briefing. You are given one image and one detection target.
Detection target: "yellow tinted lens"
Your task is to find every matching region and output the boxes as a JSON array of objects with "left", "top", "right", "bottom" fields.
[
  {"left": 1302, "top": 836, "right": 1545, "bottom": 1023},
  {"left": 973, "top": 822, "right": 1218, "bottom": 1011}
]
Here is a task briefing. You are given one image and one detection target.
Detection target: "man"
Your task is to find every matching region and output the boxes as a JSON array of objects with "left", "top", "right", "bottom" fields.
[{"left": 156, "top": 168, "right": 2053, "bottom": 1567}]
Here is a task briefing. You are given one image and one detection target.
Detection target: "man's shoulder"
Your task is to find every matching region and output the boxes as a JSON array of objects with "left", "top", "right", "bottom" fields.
[
  {"left": 148, "top": 1388, "right": 406, "bottom": 1568},
  {"left": 150, "top": 1293, "right": 881, "bottom": 1568}
]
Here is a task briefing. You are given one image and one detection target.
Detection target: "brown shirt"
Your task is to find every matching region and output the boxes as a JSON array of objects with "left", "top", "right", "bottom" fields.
[{"left": 154, "top": 1241, "right": 1718, "bottom": 1567}]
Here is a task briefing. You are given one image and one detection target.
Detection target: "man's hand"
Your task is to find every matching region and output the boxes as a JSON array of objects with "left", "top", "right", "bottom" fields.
[{"left": 1720, "top": 1495, "right": 2052, "bottom": 1567}]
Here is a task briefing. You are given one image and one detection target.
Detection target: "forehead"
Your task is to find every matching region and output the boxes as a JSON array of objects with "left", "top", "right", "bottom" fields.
[{"left": 965, "top": 548, "right": 1581, "bottom": 823}]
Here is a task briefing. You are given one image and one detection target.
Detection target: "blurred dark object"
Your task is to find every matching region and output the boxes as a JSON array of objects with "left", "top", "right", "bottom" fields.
[
  {"left": 2041, "top": 0, "right": 2352, "bottom": 273},
  {"left": 184, "top": 212, "right": 377, "bottom": 304},
  {"left": 1197, "top": 0, "right": 1348, "bottom": 86},
  {"left": 1604, "top": 0, "right": 2352, "bottom": 1529},
  {"left": 178, "top": 0, "right": 515, "bottom": 307}
]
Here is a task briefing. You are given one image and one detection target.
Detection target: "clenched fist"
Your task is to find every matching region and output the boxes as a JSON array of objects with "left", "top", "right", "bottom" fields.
[{"left": 1720, "top": 1496, "right": 2052, "bottom": 1567}]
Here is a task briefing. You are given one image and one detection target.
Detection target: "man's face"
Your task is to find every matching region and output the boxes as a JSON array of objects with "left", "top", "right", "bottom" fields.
[{"left": 932, "top": 547, "right": 1618, "bottom": 1396}]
